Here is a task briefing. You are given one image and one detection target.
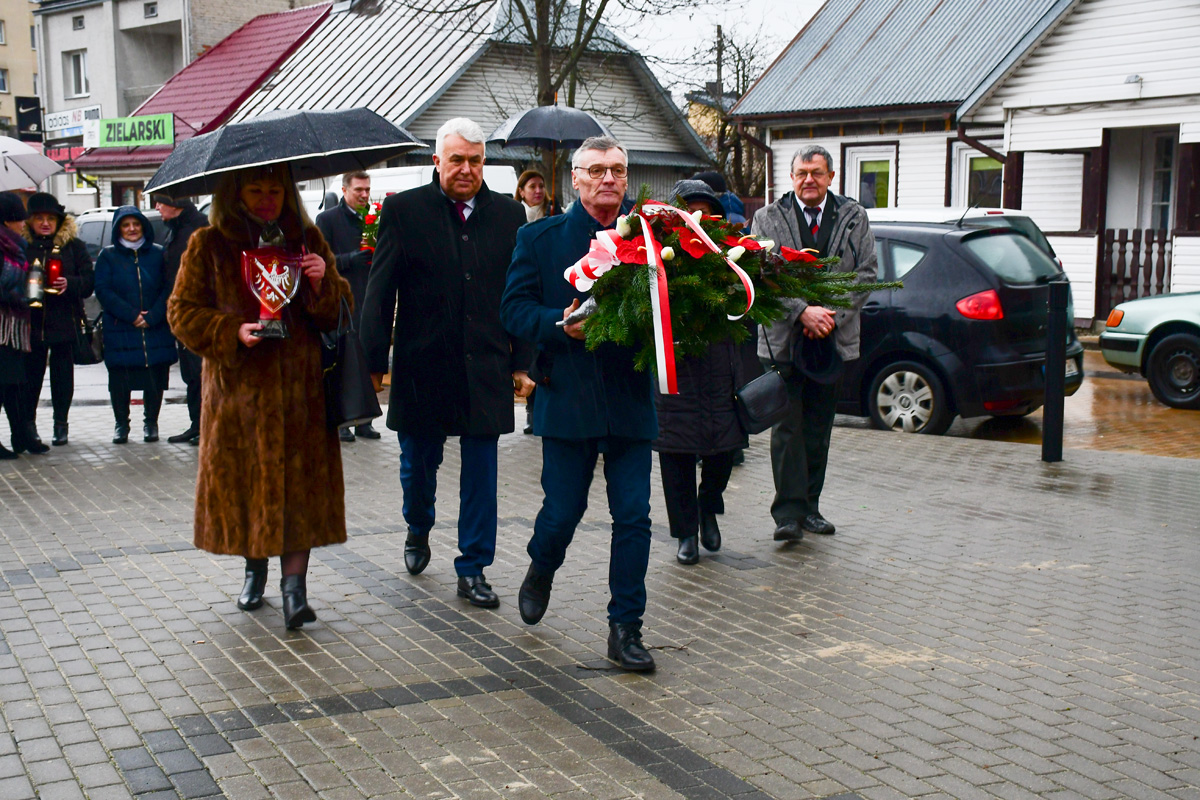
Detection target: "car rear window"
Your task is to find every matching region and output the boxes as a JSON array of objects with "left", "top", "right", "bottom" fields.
[
  {"left": 963, "top": 215, "right": 1054, "bottom": 256},
  {"left": 961, "top": 230, "right": 1061, "bottom": 284}
]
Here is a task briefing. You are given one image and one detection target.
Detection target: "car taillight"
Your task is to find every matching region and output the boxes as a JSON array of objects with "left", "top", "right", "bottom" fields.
[
  {"left": 956, "top": 289, "right": 1004, "bottom": 320},
  {"left": 1106, "top": 309, "right": 1124, "bottom": 328}
]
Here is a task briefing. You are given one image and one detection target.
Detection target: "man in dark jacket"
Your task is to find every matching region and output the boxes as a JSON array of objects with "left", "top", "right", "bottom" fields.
[
  {"left": 316, "top": 171, "right": 380, "bottom": 442},
  {"left": 360, "top": 118, "right": 532, "bottom": 610},
  {"left": 153, "top": 194, "right": 209, "bottom": 445},
  {"left": 751, "top": 145, "right": 877, "bottom": 542},
  {"left": 500, "top": 136, "right": 658, "bottom": 672}
]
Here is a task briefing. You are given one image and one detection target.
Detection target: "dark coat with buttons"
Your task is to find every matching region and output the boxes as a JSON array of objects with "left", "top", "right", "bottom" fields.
[
  {"left": 360, "top": 175, "right": 530, "bottom": 437},
  {"left": 24, "top": 216, "right": 93, "bottom": 345},
  {"left": 500, "top": 200, "right": 657, "bottom": 442}
]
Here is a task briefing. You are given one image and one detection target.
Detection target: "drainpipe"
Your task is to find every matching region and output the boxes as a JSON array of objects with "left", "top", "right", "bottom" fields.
[{"left": 737, "top": 123, "right": 773, "bottom": 204}]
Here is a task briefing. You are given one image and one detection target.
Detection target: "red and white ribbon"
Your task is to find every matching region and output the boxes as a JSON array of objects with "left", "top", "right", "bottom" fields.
[
  {"left": 640, "top": 202, "right": 756, "bottom": 320},
  {"left": 638, "top": 214, "right": 678, "bottom": 395},
  {"left": 563, "top": 229, "right": 623, "bottom": 291}
]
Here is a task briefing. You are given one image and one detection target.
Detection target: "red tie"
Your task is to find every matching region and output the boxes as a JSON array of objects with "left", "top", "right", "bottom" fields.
[
  {"left": 806, "top": 207, "right": 819, "bottom": 237},
  {"left": 455, "top": 200, "right": 468, "bottom": 223}
]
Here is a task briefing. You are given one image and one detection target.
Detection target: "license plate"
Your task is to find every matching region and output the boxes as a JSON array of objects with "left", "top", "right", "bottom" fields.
[{"left": 1064, "top": 358, "right": 1079, "bottom": 378}]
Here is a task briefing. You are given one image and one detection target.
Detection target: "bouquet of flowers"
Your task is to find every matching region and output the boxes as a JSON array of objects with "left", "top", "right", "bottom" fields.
[
  {"left": 359, "top": 202, "right": 382, "bottom": 250},
  {"left": 566, "top": 191, "right": 900, "bottom": 391}
]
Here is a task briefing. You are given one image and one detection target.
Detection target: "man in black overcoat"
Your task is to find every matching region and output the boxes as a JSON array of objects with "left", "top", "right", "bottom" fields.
[
  {"left": 360, "top": 118, "right": 533, "bottom": 609},
  {"left": 153, "top": 194, "right": 209, "bottom": 445},
  {"left": 316, "top": 171, "right": 380, "bottom": 441}
]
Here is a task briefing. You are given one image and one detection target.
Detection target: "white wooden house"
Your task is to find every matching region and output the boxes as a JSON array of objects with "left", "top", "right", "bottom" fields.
[
  {"left": 231, "top": 0, "right": 711, "bottom": 202},
  {"left": 730, "top": 0, "right": 1200, "bottom": 324}
]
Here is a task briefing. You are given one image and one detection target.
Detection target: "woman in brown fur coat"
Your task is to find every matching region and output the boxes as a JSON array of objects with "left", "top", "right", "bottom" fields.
[{"left": 167, "top": 164, "right": 352, "bottom": 630}]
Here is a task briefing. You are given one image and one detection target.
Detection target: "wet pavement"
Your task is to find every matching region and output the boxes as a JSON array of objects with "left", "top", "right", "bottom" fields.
[
  {"left": 3, "top": 365, "right": 1200, "bottom": 799},
  {"left": 837, "top": 350, "right": 1200, "bottom": 460}
]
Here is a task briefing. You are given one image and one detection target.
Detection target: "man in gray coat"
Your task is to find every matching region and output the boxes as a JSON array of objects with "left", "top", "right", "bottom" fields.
[{"left": 751, "top": 144, "right": 877, "bottom": 542}]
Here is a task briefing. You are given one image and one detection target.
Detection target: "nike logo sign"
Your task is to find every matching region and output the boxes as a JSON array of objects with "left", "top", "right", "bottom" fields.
[{"left": 18, "top": 106, "right": 37, "bottom": 114}]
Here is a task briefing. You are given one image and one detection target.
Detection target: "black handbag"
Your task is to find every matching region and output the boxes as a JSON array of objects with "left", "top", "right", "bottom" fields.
[
  {"left": 73, "top": 313, "right": 102, "bottom": 366},
  {"left": 734, "top": 329, "right": 790, "bottom": 434},
  {"left": 321, "top": 297, "right": 382, "bottom": 430}
]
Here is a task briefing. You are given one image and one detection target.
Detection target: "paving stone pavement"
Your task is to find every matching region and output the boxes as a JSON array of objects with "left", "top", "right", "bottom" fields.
[{"left": 1, "top": 398, "right": 1199, "bottom": 800}]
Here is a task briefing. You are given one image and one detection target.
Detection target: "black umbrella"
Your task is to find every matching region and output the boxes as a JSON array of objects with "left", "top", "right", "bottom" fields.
[
  {"left": 488, "top": 105, "right": 613, "bottom": 207},
  {"left": 145, "top": 108, "right": 424, "bottom": 197}
]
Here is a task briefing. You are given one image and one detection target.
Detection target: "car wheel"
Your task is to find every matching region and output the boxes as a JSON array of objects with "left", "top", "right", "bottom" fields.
[
  {"left": 868, "top": 361, "right": 953, "bottom": 435},
  {"left": 1146, "top": 333, "right": 1200, "bottom": 409}
]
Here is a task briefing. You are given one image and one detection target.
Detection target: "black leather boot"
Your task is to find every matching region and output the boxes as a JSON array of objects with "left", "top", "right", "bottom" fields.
[
  {"left": 113, "top": 423, "right": 130, "bottom": 444},
  {"left": 52, "top": 422, "right": 68, "bottom": 447},
  {"left": 16, "top": 424, "right": 48, "bottom": 454},
  {"left": 699, "top": 512, "right": 721, "bottom": 552},
  {"left": 281, "top": 574, "right": 317, "bottom": 630},
  {"left": 237, "top": 558, "right": 269, "bottom": 610},
  {"left": 518, "top": 565, "right": 554, "bottom": 625},
  {"left": 143, "top": 422, "right": 159, "bottom": 443},
  {"left": 607, "top": 622, "right": 655, "bottom": 672},
  {"left": 25, "top": 422, "right": 43, "bottom": 447},
  {"left": 676, "top": 535, "right": 699, "bottom": 565}
]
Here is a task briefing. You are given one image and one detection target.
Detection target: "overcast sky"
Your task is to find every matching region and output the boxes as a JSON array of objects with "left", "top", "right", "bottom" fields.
[{"left": 611, "top": 0, "right": 824, "bottom": 101}]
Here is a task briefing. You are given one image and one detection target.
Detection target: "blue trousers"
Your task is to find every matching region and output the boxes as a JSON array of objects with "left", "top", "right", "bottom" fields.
[
  {"left": 528, "top": 437, "right": 652, "bottom": 624},
  {"left": 398, "top": 432, "right": 498, "bottom": 577}
]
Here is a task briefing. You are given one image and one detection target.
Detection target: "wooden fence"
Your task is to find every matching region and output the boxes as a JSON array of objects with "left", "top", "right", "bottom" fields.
[{"left": 1096, "top": 229, "right": 1172, "bottom": 319}]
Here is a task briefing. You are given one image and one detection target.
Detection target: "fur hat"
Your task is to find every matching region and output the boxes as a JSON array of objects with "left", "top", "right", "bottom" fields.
[
  {"left": 0, "top": 192, "right": 28, "bottom": 223},
  {"left": 26, "top": 192, "right": 65, "bottom": 219}
]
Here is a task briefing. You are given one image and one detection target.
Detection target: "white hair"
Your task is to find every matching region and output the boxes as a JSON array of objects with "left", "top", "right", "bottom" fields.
[
  {"left": 435, "top": 118, "right": 486, "bottom": 159},
  {"left": 571, "top": 135, "right": 627, "bottom": 168}
]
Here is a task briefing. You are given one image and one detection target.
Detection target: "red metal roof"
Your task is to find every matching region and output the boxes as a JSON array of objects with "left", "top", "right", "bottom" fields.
[{"left": 74, "top": 3, "right": 331, "bottom": 171}]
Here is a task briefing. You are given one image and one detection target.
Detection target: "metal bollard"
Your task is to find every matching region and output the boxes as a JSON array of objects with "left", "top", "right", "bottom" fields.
[{"left": 1041, "top": 280, "right": 1068, "bottom": 463}]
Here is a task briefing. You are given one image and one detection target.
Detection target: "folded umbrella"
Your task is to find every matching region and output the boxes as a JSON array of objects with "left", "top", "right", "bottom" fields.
[
  {"left": 0, "top": 136, "right": 64, "bottom": 191},
  {"left": 146, "top": 108, "right": 424, "bottom": 197}
]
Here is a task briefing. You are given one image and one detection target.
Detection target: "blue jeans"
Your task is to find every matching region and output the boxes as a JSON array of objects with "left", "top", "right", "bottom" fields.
[
  {"left": 398, "top": 432, "right": 498, "bottom": 577},
  {"left": 528, "top": 437, "right": 652, "bottom": 624}
]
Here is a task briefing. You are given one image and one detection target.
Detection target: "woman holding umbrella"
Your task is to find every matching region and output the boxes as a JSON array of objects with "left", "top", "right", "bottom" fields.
[{"left": 168, "top": 164, "right": 352, "bottom": 631}]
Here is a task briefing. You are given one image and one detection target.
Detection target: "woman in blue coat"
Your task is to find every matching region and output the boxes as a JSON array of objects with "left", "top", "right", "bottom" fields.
[{"left": 93, "top": 206, "right": 177, "bottom": 443}]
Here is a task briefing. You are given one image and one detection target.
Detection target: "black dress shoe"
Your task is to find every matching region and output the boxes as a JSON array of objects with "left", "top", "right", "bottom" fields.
[
  {"left": 802, "top": 513, "right": 836, "bottom": 535},
  {"left": 355, "top": 423, "right": 381, "bottom": 439},
  {"left": 281, "top": 574, "right": 317, "bottom": 630},
  {"left": 404, "top": 532, "right": 431, "bottom": 575},
  {"left": 607, "top": 622, "right": 655, "bottom": 672},
  {"left": 518, "top": 565, "right": 553, "bottom": 625},
  {"left": 772, "top": 519, "right": 804, "bottom": 542},
  {"left": 167, "top": 426, "right": 199, "bottom": 444},
  {"left": 21, "top": 438, "right": 49, "bottom": 454},
  {"left": 339, "top": 428, "right": 355, "bottom": 443},
  {"left": 237, "top": 558, "right": 269, "bottom": 610},
  {"left": 457, "top": 575, "right": 500, "bottom": 608},
  {"left": 0, "top": 443, "right": 16, "bottom": 460},
  {"left": 52, "top": 423, "right": 68, "bottom": 446},
  {"left": 143, "top": 423, "right": 159, "bottom": 443},
  {"left": 189, "top": 434, "right": 200, "bottom": 446},
  {"left": 676, "top": 535, "right": 699, "bottom": 565},
  {"left": 113, "top": 424, "right": 129, "bottom": 445},
  {"left": 699, "top": 512, "right": 721, "bottom": 552}
]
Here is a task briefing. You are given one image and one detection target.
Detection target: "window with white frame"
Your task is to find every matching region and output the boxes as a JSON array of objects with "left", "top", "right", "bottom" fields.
[
  {"left": 144, "top": 2, "right": 158, "bottom": 18},
  {"left": 0, "top": 20, "right": 8, "bottom": 45},
  {"left": 64, "top": 50, "right": 89, "bottom": 97},
  {"left": 951, "top": 141, "right": 1004, "bottom": 208},
  {"left": 73, "top": 172, "right": 95, "bottom": 194},
  {"left": 0, "top": 70, "right": 9, "bottom": 94},
  {"left": 72, "top": 16, "right": 84, "bottom": 30},
  {"left": 844, "top": 144, "right": 897, "bottom": 209},
  {"left": 30, "top": 25, "right": 34, "bottom": 49}
]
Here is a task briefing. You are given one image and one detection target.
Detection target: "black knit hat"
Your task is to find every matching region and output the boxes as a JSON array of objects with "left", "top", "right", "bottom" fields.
[
  {"left": 671, "top": 179, "right": 726, "bottom": 218},
  {"left": 26, "top": 192, "right": 66, "bottom": 219},
  {"left": 691, "top": 170, "right": 728, "bottom": 195},
  {"left": 0, "top": 192, "right": 28, "bottom": 223},
  {"left": 150, "top": 193, "right": 185, "bottom": 209}
]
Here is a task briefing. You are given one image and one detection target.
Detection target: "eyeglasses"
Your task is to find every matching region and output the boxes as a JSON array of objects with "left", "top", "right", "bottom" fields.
[
  {"left": 574, "top": 164, "right": 628, "bottom": 180},
  {"left": 792, "top": 170, "right": 828, "bottom": 181}
]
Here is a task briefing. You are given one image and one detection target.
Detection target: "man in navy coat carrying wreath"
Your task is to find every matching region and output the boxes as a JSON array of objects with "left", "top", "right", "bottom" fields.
[
  {"left": 500, "top": 135, "right": 658, "bottom": 672},
  {"left": 360, "top": 118, "right": 533, "bottom": 610}
]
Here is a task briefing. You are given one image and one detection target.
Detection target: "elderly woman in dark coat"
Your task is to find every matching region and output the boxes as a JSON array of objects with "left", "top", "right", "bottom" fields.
[
  {"left": 22, "top": 192, "right": 93, "bottom": 447},
  {"left": 168, "top": 164, "right": 351, "bottom": 631},
  {"left": 654, "top": 180, "right": 748, "bottom": 565},
  {"left": 0, "top": 192, "right": 35, "bottom": 459},
  {"left": 94, "top": 206, "right": 177, "bottom": 444}
]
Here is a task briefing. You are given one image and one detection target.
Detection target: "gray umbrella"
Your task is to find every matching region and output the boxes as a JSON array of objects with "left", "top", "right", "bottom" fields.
[
  {"left": 145, "top": 108, "right": 424, "bottom": 197},
  {"left": 0, "top": 136, "right": 63, "bottom": 191}
]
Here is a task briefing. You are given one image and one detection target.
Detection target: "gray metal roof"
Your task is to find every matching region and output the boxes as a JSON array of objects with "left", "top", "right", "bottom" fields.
[
  {"left": 732, "top": 0, "right": 1062, "bottom": 120},
  {"left": 956, "top": 0, "right": 1078, "bottom": 120}
]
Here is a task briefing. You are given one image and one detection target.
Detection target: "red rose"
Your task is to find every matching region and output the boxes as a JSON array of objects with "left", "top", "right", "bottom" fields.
[
  {"left": 364, "top": 214, "right": 377, "bottom": 225},
  {"left": 780, "top": 246, "right": 819, "bottom": 263}
]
